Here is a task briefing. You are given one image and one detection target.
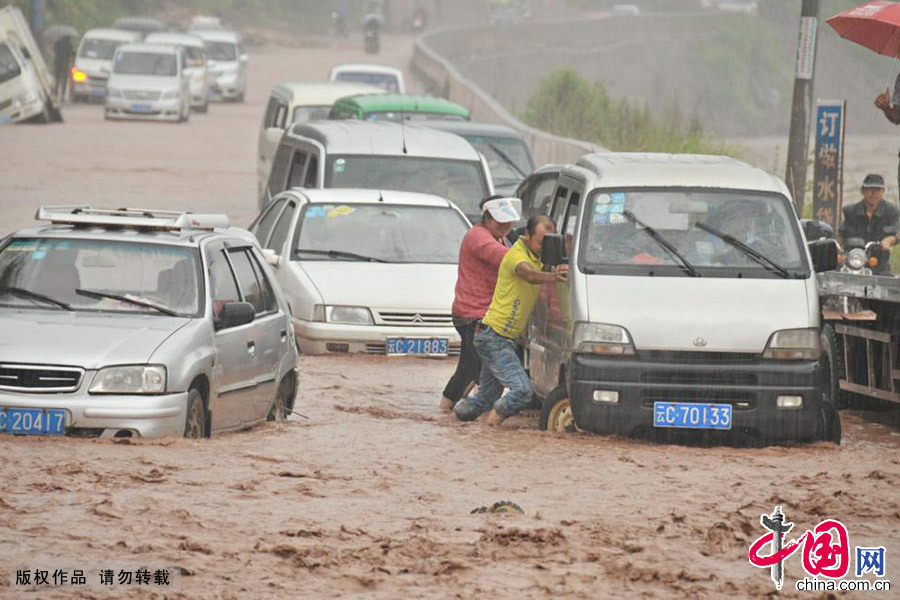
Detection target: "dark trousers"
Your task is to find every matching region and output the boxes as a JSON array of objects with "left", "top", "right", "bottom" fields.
[{"left": 442, "top": 319, "right": 481, "bottom": 404}]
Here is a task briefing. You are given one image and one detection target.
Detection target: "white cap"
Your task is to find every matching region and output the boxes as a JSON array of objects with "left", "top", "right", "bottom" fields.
[{"left": 482, "top": 197, "right": 522, "bottom": 223}]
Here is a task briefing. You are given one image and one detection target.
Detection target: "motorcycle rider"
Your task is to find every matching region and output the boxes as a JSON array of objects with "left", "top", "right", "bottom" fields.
[{"left": 838, "top": 173, "right": 899, "bottom": 276}]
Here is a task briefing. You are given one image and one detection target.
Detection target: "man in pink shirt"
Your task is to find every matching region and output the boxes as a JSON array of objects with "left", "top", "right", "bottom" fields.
[{"left": 441, "top": 196, "right": 521, "bottom": 410}]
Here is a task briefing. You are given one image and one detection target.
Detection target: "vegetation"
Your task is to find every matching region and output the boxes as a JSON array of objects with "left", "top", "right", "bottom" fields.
[{"left": 522, "top": 66, "right": 732, "bottom": 154}]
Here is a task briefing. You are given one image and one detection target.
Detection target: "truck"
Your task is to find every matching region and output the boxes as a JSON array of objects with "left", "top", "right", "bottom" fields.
[{"left": 0, "top": 5, "right": 61, "bottom": 123}]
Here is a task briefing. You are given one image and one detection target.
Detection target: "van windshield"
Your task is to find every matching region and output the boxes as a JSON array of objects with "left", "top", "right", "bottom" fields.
[
  {"left": 113, "top": 52, "right": 177, "bottom": 76},
  {"left": 78, "top": 38, "right": 119, "bottom": 60},
  {"left": 578, "top": 189, "right": 809, "bottom": 278},
  {"left": 325, "top": 156, "right": 488, "bottom": 218},
  {"left": 0, "top": 43, "right": 21, "bottom": 85},
  {"left": 334, "top": 71, "right": 400, "bottom": 92},
  {"left": 204, "top": 41, "right": 236, "bottom": 61},
  {"left": 462, "top": 135, "right": 533, "bottom": 189}
]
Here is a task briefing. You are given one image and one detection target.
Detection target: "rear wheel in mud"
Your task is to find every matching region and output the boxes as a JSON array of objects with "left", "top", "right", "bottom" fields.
[
  {"left": 184, "top": 388, "right": 208, "bottom": 438},
  {"left": 267, "top": 376, "right": 294, "bottom": 422},
  {"left": 539, "top": 386, "right": 576, "bottom": 432},
  {"left": 816, "top": 397, "right": 842, "bottom": 445}
]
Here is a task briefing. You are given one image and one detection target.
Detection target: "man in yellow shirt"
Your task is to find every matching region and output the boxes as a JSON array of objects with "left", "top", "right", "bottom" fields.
[{"left": 454, "top": 215, "right": 568, "bottom": 425}]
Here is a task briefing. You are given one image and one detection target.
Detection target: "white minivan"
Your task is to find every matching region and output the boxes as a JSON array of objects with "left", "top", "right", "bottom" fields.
[
  {"left": 195, "top": 30, "right": 246, "bottom": 101},
  {"left": 144, "top": 32, "right": 209, "bottom": 112},
  {"left": 530, "top": 153, "right": 841, "bottom": 445},
  {"left": 71, "top": 28, "right": 141, "bottom": 101}
]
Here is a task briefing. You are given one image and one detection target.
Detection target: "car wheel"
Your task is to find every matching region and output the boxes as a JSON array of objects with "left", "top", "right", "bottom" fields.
[
  {"left": 267, "top": 377, "right": 293, "bottom": 421},
  {"left": 539, "top": 385, "right": 576, "bottom": 432},
  {"left": 815, "top": 394, "right": 842, "bottom": 444},
  {"left": 184, "top": 388, "right": 208, "bottom": 438},
  {"left": 821, "top": 323, "right": 847, "bottom": 409}
]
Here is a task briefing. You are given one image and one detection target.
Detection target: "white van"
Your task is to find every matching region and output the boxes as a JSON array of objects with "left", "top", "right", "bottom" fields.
[
  {"left": 260, "top": 120, "right": 494, "bottom": 223},
  {"left": 145, "top": 32, "right": 209, "bottom": 112},
  {"left": 257, "top": 81, "right": 386, "bottom": 196},
  {"left": 0, "top": 5, "right": 58, "bottom": 123},
  {"left": 530, "top": 153, "right": 841, "bottom": 444},
  {"left": 71, "top": 28, "right": 141, "bottom": 102},
  {"left": 194, "top": 30, "right": 245, "bottom": 101}
]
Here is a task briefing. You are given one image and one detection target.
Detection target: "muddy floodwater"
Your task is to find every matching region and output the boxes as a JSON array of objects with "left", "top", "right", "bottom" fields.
[
  {"left": 0, "top": 355, "right": 897, "bottom": 599},
  {"left": 1, "top": 36, "right": 899, "bottom": 599}
]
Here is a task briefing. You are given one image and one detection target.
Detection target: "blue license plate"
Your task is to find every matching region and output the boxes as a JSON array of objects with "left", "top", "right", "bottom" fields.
[
  {"left": 130, "top": 103, "right": 152, "bottom": 112},
  {"left": 0, "top": 408, "right": 66, "bottom": 435},
  {"left": 386, "top": 337, "right": 448, "bottom": 355},
  {"left": 653, "top": 402, "right": 732, "bottom": 430}
]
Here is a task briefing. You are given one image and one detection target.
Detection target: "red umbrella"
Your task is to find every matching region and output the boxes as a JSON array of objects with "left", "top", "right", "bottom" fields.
[{"left": 826, "top": 0, "right": 900, "bottom": 57}]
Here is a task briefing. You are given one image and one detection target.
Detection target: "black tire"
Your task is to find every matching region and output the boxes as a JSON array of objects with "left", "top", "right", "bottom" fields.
[
  {"left": 184, "top": 388, "right": 208, "bottom": 438},
  {"left": 267, "top": 376, "right": 295, "bottom": 421},
  {"left": 816, "top": 397, "right": 842, "bottom": 444},
  {"left": 821, "top": 323, "right": 846, "bottom": 409},
  {"left": 539, "top": 385, "right": 576, "bottom": 432}
]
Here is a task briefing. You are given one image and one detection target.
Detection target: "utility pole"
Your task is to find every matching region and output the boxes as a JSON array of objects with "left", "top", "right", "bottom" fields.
[{"left": 785, "top": 0, "right": 821, "bottom": 215}]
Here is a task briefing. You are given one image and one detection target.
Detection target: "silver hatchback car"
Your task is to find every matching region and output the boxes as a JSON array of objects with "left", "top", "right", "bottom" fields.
[{"left": 0, "top": 207, "right": 298, "bottom": 439}]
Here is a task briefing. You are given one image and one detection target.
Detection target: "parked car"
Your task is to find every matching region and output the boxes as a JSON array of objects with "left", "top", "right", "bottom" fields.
[
  {"left": 104, "top": 43, "right": 190, "bottom": 122},
  {"left": 188, "top": 15, "right": 224, "bottom": 32},
  {"left": 250, "top": 189, "right": 469, "bottom": 355},
  {"left": 257, "top": 81, "right": 386, "bottom": 196},
  {"left": 261, "top": 120, "right": 493, "bottom": 223},
  {"left": 71, "top": 28, "right": 141, "bottom": 102},
  {"left": 194, "top": 30, "right": 246, "bottom": 102},
  {"left": 144, "top": 32, "right": 209, "bottom": 113},
  {"left": 514, "top": 163, "right": 562, "bottom": 225},
  {"left": 328, "top": 63, "right": 405, "bottom": 93},
  {"left": 528, "top": 153, "right": 840, "bottom": 444},
  {"left": 422, "top": 121, "right": 535, "bottom": 196},
  {"left": 0, "top": 5, "right": 59, "bottom": 124},
  {"left": 328, "top": 93, "right": 470, "bottom": 122},
  {"left": 0, "top": 206, "right": 299, "bottom": 439},
  {"left": 110, "top": 17, "right": 167, "bottom": 40}
]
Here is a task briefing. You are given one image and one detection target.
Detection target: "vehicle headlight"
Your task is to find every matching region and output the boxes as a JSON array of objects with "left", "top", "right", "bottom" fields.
[
  {"left": 89, "top": 365, "right": 167, "bottom": 394},
  {"left": 573, "top": 322, "right": 635, "bottom": 355},
  {"left": 846, "top": 248, "right": 867, "bottom": 270},
  {"left": 318, "top": 305, "right": 374, "bottom": 325},
  {"left": 762, "top": 328, "right": 821, "bottom": 360},
  {"left": 106, "top": 87, "right": 122, "bottom": 98},
  {"left": 161, "top": 89, "right": 181, "bottom": 100}
]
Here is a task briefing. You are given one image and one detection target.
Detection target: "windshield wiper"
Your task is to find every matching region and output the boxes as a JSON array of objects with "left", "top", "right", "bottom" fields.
[
  {"left": 0, "top": 286, "right": 72, "bottom": 310},
  {"left": 694, "top": 221, "right": 791, "bottom": 279},
  {"left": 486, "top": 143, "right": 528, "bottom": 179},
  {"left": 623, "top": 211, "right": 699, "bottom": 277},
  {"left": 75, "top": 289, "right": 179, "bottom": 316},
  {"left": 295, "top": 248, "right": 389, "bottom": 263}
]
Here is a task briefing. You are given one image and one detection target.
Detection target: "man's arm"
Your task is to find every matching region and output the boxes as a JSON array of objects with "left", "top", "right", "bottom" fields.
[
  {"left": 472, "top": 231, "right": 509, "bottom": 269},
  {"left": 515, "top": 261, "right": 568, "bottom": 284},
  {"left": 881, "top": 207, "right": 900, "bottom": 250},
  {"left": 875, "top": 86, "right": 900, "bottom": 125}
]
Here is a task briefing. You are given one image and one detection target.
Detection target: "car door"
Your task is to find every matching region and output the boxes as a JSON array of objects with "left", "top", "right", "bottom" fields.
[
  {"left": 226, "top": 245, "right": 286, "bottom": 423},
  {"left": 205, "top": 241, "right": 258, "bottom": 431},
  {"left": 258, "top": 96, "right": 288, "bottom": 196}
]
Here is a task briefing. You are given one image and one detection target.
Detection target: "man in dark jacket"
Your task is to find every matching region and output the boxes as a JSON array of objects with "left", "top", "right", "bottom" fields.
[{"left": 838, "top": 173, "right": 899, "bottom": 276}]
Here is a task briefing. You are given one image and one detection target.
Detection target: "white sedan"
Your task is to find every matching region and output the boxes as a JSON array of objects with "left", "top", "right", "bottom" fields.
[{"left": 250, "top": 189, "right": 470, "bottom": 357}]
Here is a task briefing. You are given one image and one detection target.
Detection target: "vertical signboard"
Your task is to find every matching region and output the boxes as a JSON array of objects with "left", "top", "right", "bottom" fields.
[
  {"left": 796, "top": 16, "right": 818, "bottom": 80},
  {"left": 813, "top": 100, "right": 846, "bottom": 230}
]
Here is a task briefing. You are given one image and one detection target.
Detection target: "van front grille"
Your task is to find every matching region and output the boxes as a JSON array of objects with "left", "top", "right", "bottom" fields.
[
  {"left": 0, "top": 364, "right": 83, "bottom": 393},
  {"left": 374, "top": 310, "right": 453, "bottom": 326}
]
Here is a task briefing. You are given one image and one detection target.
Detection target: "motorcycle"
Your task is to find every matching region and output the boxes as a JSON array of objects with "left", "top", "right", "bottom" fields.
[
  {"left": 363, "top": 14, "right": 381, "bottom": 54},
  {"left": 839, "top": 237, "right": 880, "bottom": 277}
]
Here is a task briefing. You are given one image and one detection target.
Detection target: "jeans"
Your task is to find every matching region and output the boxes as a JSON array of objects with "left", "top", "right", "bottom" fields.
[
  {"left": 442, "top": 319, "right": 481, "bottom": 404},
  {"left": 454, "top": 327, "right": 534, "bottom": 421}
]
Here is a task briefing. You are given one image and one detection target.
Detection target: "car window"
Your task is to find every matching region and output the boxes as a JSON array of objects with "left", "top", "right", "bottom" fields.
[
  {"left": 207, "top": 245, "right": 240, "bottom": 319},
  {"left": 287, "top": 150, "right": 308, "bottom": 189},
  {"left": 247, "top": 250, "right": 277, "bottom": 314},
  {"left": 228, "top": 248, "right": 275, "bottom": 315},
  {"left": 291, "top": 105, "right": 331, "bottom": 124},
  {"left": 273, "top": 103, "right": 287, "bottom": 129},
  {"left": 267, "top": 144, "right": 293, "bottom": 196},
  {"left": 263, "top": 96, "right": 278, "bottom": 128},
  {"left": 113, "top": 52, "right": 177, "bottom": 76},
  {"left": 549, "top": 186, "right": 569, "bottom": 227},
  {"left": 304, "top": 155, "right": 318, "bottom": 188},
  {"left": 520, "top": 174, "right": 557, "bottom": 221},
  {"left": 253, "top": 198, "right": 286, "bottom": 245},
  {"left": 267, "top": 202, "right": 295, "bottom": 253}
]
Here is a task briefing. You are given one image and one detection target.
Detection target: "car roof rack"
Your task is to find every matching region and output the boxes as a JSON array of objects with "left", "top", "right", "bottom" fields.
[{"left": 35, "top": 206, "right": 230, "bottom": 231}]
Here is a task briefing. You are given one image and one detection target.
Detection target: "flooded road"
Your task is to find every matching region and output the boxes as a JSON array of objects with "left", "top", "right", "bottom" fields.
[
  {"left": 1, "top": 355, "right": 899, "bottom": 598},
  {"left": 1, "top": 34, "right": 899, "bottom": 599}
]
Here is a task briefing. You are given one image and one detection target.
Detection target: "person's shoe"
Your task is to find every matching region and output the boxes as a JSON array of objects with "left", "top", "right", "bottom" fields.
[
  {"left": 454, "top": 399, "right": 485, "bottom": 422},
  {"left": 439, "top": 396, "right": 454, "bottom": 411},
  {"left": 484, "top": 409, "right": 506, "bottom": 426}
]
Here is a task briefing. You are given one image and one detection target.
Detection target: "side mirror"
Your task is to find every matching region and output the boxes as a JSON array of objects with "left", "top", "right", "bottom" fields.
[
  {"left": 541, "top": 233, "right": 567, "bottom": 267},
  {"left": 20, "top": 46, "right": 31, "bottom": 59},
  {"left": 261, "top": 248, "right": 281, "bottom": 267},
  {"left": 215, "top": 301, "right": 255, "bottom": 330},
  {"left": 808, "top": 238, "right": 839, "bottom": 273},
  {"left": 800, "top": 219, "right": 834, "bottom": 241}
]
